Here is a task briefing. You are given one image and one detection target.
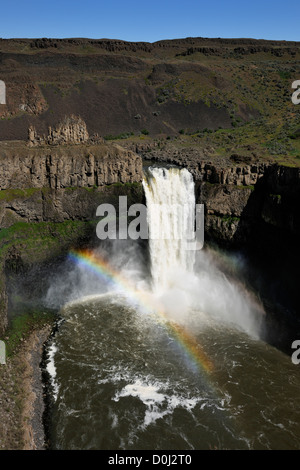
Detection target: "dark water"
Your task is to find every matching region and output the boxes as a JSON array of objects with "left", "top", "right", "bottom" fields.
[{"left": 46, "top": 293, "right": 300, "bottom": 450}]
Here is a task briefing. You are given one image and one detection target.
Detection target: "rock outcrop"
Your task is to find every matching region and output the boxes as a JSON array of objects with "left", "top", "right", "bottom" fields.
[
  {"left": 27, "top": 115, "right": 91, "bottom": 147},
  {"left": 196, "top": 164, "right": 300, "bottom": 244},
  {"left": 140, "top": 146, "right": 300, "bottom": 245},
  {"left": 140, "top": 144, "right": 300, "bottom": 350},
  {"left": 0, "top": 138, "right": 143, "bottom": 334},
  {"left": 0, "top": 185, "right": 144, "bottom": 228},
  {"left": 0, "top": 141, "right": 142, "bottom": 191}
]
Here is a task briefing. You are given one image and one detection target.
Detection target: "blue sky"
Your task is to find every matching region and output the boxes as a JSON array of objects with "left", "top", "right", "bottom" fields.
[{"left": 1, "top": 0, "right": 299, "bottom": 42}]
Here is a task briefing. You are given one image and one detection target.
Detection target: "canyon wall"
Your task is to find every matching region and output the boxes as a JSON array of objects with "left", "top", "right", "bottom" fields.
[
  {"left": 0, "top": 142, "right": 142, "bottom": 191},
  {"left": 0, "top": 136, "right": 299, "bottom": 343},
  {"left": 0, "top": 140, "right": 144, "bottom": 334},
  {"left": 196, "top": 163, "right": 300, "bottom": 246},
  {"left": 141, "top": 148, "right": 300, "bottom": 247},
  {"left": 143, "top": 148, "right": 300, "bottom": 349}
]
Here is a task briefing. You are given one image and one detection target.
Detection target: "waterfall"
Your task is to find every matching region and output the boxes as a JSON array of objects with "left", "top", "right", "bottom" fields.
[
  {"left": 143, "top": 167, "right": 196, "bottom": 294},
  {"left": 142, "top": 166, "right": 262, "bottom": 338}
]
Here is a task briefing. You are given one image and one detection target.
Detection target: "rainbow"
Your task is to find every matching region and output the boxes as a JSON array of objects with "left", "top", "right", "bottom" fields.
[{"left": 68, "top": 249, "right": 214, "bottom": 374}]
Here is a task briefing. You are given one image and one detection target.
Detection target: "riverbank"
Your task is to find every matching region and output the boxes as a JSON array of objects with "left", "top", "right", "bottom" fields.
[{"left": 0, "top": 324, "right": 52, "bottom": 450}]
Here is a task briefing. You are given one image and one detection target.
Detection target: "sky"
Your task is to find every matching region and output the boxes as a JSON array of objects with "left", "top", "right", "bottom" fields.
[{"left": 0, "top": 0, "right": 299, "bottom": 42}]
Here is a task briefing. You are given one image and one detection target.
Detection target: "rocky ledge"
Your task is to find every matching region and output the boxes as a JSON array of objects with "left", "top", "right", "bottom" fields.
[
  {"left": 0, "top": 140, "right": 142, "bottom": 190},
  {"left": 27, "top": 115, "right": 104, "bottom": 147},
  {"left": 0, "top": 120, "right": 144, "bottom": 336},
  {"left": 131, "top": 140, "right": 300, "bottom": 244}
]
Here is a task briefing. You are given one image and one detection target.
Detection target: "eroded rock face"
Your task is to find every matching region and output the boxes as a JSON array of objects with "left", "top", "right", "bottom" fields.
[
  {"left": 0, "top": 142, "right": 143, "bottom": 190},
  {"left": 0, "top": 185, "right": 143, "bottom": 228},
  {"left": 0, "top": 138, "right": 143, "bottom": 334},
  {"left": 140, "top": 144, "right": 268, "bottom": 186},
  {"left": 28, "top": 115, "right": 91, "bottom": 147},
  {"left": 139, "top": 145, "right": 300, "bottom": 247}
]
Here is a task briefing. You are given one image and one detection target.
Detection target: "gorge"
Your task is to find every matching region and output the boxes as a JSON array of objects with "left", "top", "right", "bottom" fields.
[
  {"left": 0, "top": 36, "right": 299, "bottom": 450},
  {"left": 41, "top": 165, "right": 300, "bottom": 450},
  {"left": 1, "top": 133, "right": 298, "bottom": 352},
  {"left": 0, "top": 136, "right": 298, "bottom": 449}
]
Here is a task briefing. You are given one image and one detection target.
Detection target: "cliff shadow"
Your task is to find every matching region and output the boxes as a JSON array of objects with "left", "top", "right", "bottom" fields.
[{"left": 230, "top": 166, "right": 300, "bottom": 353}]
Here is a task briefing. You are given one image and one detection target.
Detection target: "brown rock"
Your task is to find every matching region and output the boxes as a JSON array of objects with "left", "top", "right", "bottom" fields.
[{"left": 27, "top": 115, "right": 89, "bottom": 147}]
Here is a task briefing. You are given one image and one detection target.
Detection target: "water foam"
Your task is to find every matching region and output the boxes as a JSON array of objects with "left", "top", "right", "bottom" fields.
[
  {"left": 113, "top": 377, "right": 202, "bottom": 429},
  {"left": 46, "top": 341, "right": 59, "bottom": 401}
]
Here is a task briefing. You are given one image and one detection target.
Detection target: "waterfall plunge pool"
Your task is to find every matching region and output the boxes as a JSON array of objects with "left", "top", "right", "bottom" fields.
[{"left": 41, "top": 167, "right": 300, "bottom": 450}]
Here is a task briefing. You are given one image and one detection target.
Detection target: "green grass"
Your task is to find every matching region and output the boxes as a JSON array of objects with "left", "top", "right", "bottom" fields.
[
  {"left": 0, "top": 188, "right": 46, "bottom": 202},
  {"left": 0, "top": 183, "right": 144, "bottom": 263},
  {"left": 236, "top": 185, "right": 255, "bottom": 190},
  {"left": 0, "top": 219, "right": 95, "bottom": 266},
  {"left": 3, "top": 310, "right": 55, "bottom": 357}
]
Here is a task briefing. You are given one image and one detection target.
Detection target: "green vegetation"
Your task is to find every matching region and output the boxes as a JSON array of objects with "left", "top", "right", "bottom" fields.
[
  {"left": 3, "top": 310, "right": 55, "bottom": 357},
  {"left": 0, "top": 183, "right": 144, "bottom": 262},
  {"left": 110, "top": 181, "right": 141, "bottom": 188},
  {"left": 270, "top": 193, "right": 282, "bottom": 201},
  {"left": 278, "top": 70, "right": 291, "bottom": 80},
  {"left": 0, "top": 307, "right": 56, "bottom": 450},
  {"left": 1, "top": 38, "right": 300, "bottom": 170},
  {"left": 0, "top": 219, "right": 95, "bottom": 265},
  {"left": 184, "top": 114, "right": 300, "bottom": 168},
  {"left": 0, "top": 188, "right": 47, "bottom": 202},
  {"left": 236, "top": 185, "right": 255, "bottom": 190},
  {"left": 222, "top": 216, "right": 241, "bottom": 223}
]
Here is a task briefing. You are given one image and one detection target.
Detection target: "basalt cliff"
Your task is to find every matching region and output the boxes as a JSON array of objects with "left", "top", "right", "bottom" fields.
[
  {"left": 0, "top": 127, "right": 299, "bottom": 347},
  {"left": 0, "top": 37, "right": 299, "bottom": 349},
  {"left": 0, "top": 116, "right": 144, "bottom": 335}
]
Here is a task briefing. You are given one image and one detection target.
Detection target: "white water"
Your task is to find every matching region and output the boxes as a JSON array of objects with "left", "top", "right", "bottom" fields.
[
  {"left": 143, "top": 167, "right": 196, "bottom": 293},
  {"left": 46, "top": 166, "right": 300, "bottom": 451},
  {"left": 45, "top": 166, "right": 264, "bottom": 337},
  {"left": 142, "top": 166, "right": 263, "bottom": 337},
  {"left": 46, "top": 342, "right": 59, "bottom": 401}
]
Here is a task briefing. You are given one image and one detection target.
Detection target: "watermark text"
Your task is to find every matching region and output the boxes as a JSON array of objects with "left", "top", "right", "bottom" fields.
[
  {"left": 0, "top": 80, "right": 6, "bottom": 105},
  {"left": 0, "top": 340, "right": 6, "bottom": 365},
  {"left": 292, "top": 80, "right": 300, "bottom": 105},
  {"left": 96, "top": 196, "right": 204, "bottom": 250},
  {"left": 291, "top": 340, "right": 300, "bottom": 365}
]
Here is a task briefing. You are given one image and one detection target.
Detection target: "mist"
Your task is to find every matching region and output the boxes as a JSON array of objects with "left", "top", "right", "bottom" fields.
[{"left": 44, "top": 167, "right": 264, "bottom": 340}]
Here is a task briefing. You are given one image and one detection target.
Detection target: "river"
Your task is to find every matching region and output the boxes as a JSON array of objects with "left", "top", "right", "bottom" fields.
[{"left": 44, "top": 167, "right": 300, "bottom": 450}]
